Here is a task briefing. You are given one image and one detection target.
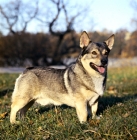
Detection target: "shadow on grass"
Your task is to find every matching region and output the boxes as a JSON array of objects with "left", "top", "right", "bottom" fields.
[
  {"left": 38, "top": 104, "right": 72, "bottom": 114},
  {"left": 37, "top": 93, "right": 137, "bottom": 116},
  {"left": 0, "top": 89, "right": 13, "bottom": 98},
  {"left": 38, "top": 93, "right": 137, "bottom": 115},
  {"left": 97, "top": 93, "right": 137, "bottom": 115}
]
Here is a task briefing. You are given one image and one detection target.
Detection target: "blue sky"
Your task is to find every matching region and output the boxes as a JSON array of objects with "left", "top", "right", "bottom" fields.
[
  {"left": 0, "top": 0, "right": 135, "bottom": 34},
  {"left": 88, "top": 0, "right": 134, "bottom": 32}
]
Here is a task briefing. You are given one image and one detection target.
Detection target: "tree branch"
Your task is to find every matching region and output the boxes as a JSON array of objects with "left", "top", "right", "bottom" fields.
[
  {"left": 22, "top": 1, "right": 39, "bottom": 32},
  {"left": 0, "top": 5, "right": 17, "bottom": 34}
]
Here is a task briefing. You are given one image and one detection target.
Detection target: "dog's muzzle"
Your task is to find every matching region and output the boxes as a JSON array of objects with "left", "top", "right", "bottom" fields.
[
  {"left": 101, "top": 58, "right": 108, "bottom": 66},
  {"left": 90, "top": 62, "right": 106, "bottom": 74}
]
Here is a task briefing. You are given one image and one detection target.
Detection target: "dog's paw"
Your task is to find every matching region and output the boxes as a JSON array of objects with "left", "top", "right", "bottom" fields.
[
  {"left": 11, "top": 120, "right": 21, "bottom": 125},
  {"left": 92, "top": 115, "right": 102, "bottom": 120},
  {"left": 80, "top": 121, "right": 87, "bottom": 124}
]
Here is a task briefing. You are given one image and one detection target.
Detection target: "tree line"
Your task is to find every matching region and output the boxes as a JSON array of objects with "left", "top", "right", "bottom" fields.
[{"left": 0, "top": 29, "right": 136, "bottom": 66}]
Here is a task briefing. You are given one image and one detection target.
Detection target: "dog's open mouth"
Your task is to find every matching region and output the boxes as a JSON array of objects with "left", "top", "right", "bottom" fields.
[{"left": 90, "top": 62, "right": 106, "bottom": 74}]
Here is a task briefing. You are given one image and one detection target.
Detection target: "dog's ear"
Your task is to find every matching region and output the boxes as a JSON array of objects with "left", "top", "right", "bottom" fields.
[
  {"left": 104, "top": 34, "right": 115, "bottom": 50},
  {"left": 80, "top": 31, "right": 90, "bottom": 48}
]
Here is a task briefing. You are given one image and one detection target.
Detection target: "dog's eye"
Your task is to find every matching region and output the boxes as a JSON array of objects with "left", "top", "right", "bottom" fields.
[
  {"left": 92, "top": 51, "right": 97, "bottom": 55},
  {"left": 104, "top": 51, "right": 108, "bottom": 55}
]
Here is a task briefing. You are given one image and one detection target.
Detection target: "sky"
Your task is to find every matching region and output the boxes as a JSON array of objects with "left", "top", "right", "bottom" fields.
[
  {"left": 0, "top": 0, "right": 136, "bottom": 34},
  {"left": 88, "top": 0, "right": 135, "bottom": 32}
]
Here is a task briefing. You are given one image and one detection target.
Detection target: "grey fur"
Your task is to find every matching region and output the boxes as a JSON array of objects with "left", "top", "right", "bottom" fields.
[{"left": 10, "top": 31, "right": 115, "bottom": 124}]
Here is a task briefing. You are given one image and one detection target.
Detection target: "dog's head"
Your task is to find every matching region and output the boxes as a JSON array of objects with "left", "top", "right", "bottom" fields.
[{"left": 79, "top": 31, "right": 114, "bottom": 75}]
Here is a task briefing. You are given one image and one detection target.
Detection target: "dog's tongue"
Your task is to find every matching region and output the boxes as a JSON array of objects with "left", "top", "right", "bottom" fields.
[{"left": 96, "top": 66, "right": 105, "bottom": 74}]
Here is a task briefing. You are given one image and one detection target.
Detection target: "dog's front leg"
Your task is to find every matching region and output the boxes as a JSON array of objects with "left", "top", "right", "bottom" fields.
[
  {"left": 91, "top": 101, "right": 98, "bottom": 119},
  {"left": 75, "top": 100, "right": 87, "bottom": 123},
  {"left": 89, "top": 95, "right": 100, "bottom": 119}
]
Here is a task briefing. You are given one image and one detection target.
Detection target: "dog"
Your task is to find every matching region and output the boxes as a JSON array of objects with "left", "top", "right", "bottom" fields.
[{"left": 10, "top": 31, "right": 114, "bottom": 124}]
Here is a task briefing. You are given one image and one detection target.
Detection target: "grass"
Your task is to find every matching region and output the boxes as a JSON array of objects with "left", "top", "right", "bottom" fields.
[{"left": 0, "top": 67, "right": 137, "bottom": 139}]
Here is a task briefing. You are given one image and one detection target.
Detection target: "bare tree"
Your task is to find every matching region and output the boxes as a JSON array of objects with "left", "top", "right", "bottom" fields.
[
  {"left": 0, "top": 0, "right": 93, "bottom": 66},
  {"left": 0, "top": 0, "right": 38, "bottom": 35},
  {"left": 37, "top": 0, "right": 91, "bottom": 65},
  {"left": 0, "top": 0, "right": 40, "bottom": 66}
]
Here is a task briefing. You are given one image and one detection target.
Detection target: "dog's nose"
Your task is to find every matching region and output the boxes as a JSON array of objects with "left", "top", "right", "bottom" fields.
[{"left": 101, "top": 58, "right": 108, "bottom": 65}]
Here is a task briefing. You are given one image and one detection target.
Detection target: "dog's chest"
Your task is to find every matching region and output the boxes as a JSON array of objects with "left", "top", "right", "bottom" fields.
[{"left": 91, "top": 76, "right": 105, "bottom": 96}]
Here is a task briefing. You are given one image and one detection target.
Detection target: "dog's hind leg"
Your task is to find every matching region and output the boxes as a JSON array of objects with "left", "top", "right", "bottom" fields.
[
  {"left": 10, "top": 98, "right": 31, "bottom": 124},
  {"left": 19, "top": 99, "right": 35, "bottom": 119}
]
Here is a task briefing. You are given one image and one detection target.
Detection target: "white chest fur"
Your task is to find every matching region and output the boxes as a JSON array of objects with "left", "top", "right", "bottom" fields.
[{"left": 92, "top": 76, "right": 104, "bottom": 96}]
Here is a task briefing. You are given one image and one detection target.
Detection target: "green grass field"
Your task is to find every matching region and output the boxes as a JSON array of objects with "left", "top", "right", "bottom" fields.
[{"left": 0, "top": 67, "right": 137, "bottom": 140}]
